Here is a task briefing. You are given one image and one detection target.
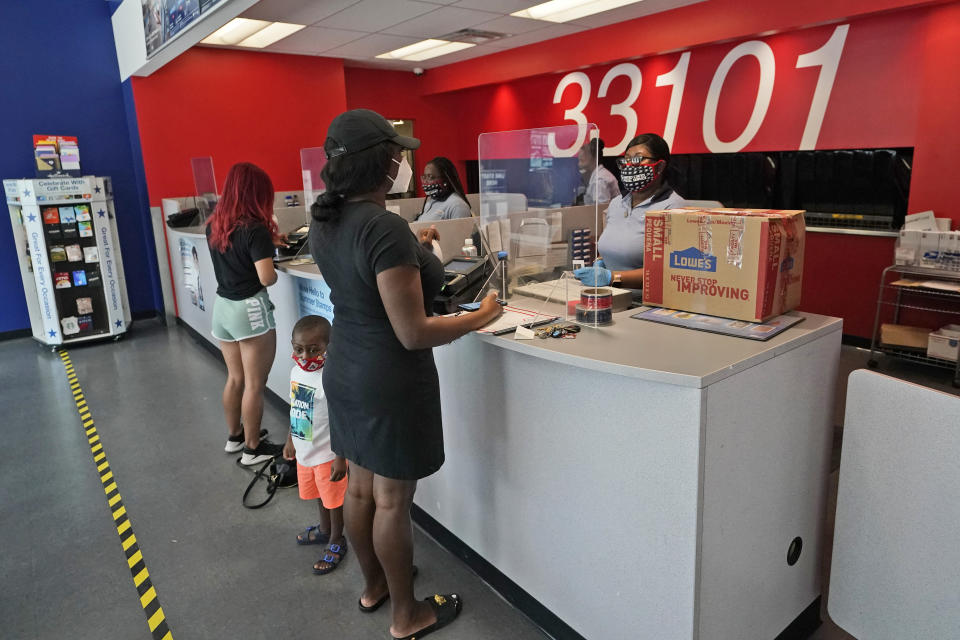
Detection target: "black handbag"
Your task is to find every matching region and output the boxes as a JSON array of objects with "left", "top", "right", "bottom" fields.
[{"left": 239, "top": 456, "right": 298, "bottom": 509}]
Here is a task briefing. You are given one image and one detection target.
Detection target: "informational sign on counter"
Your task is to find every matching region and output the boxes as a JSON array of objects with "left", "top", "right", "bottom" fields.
[
  {"left": 297, "top": 279, "right": 333, "bottom": 321},
  {"left": 631, "top": 306, "right": 804, "bottom": 340},
  {"left": 179, "top": 238, "right": 205, "bottom": 311}
]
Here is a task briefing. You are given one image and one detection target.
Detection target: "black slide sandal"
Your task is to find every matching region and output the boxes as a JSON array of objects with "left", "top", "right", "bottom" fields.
[
  {"left": 390, "top": 593, "right": 462, "bottom": 640},
  {"left": 358, "top": 565, "right": 419, "bottom": 613}
]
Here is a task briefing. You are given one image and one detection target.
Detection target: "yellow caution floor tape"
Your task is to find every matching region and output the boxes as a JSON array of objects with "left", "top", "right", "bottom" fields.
[{"left": 59, "top": 351, "right": 173, "bottom": 640}]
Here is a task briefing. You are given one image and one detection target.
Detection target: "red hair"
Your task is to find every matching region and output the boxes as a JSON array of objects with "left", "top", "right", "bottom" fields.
[{"left": 207, "top": 162, "right": 277, "bottom": 252}]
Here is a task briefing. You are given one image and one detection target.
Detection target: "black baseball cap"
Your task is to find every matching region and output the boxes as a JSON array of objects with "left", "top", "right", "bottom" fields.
[{"left": 324, "top": 109, "right": 420, "bottom": 158}]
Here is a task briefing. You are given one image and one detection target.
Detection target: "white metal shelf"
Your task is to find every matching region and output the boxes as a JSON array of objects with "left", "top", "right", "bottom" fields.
[{"left": 869, "top": 264, "right": 960, "bottom": 387}]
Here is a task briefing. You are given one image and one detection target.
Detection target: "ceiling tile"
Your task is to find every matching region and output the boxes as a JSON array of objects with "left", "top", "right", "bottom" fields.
[
  {"left": 317, "top": 0, "right": 437, "bottom": 32},
  {"left": 473, "top": 15, "right": 547, "bottom": 36},
  {"left": 265, "top": 26, "right": 367, "bottom": 54},
  {"left": 242, "top": 0, "right": 363, "bottom": 26},
  {"left": 485, "top": 23, "right": 587, "bottom": 50},
  {"left": 451, "top": 0, "right": 535, "bottom": 12},
  {"left": 383, "top": 6, "right": 501, "bottom": 38},
  {"left": 323, "top": 32, "right": 423, "bottom": 57},
  {"left": 418, "top": 43, "right": 499, "bottom": 65}
]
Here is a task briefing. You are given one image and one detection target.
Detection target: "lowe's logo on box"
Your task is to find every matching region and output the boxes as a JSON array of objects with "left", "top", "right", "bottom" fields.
[{"left": 669, "top": 247, "right": 717, "bottom": 272}]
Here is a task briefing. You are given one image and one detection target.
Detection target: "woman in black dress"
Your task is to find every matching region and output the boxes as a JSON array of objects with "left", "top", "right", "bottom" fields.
[{"left": 309, "top": 109, "right": 501, "bottom": 640}]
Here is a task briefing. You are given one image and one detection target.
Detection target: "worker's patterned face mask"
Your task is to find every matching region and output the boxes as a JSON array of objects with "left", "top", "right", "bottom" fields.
[
  {"left": 292, "top": 353, "right": 325, "bottom": 372},
  {"left": 422, "top": 180, "right": 448, "bottom": 198},
  {"left": 618, "top": 158, "right": 665, "bottom": 193}
]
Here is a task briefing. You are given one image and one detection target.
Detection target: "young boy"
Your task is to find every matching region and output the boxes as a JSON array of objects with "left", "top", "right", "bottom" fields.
[{"left": 285, "top": 315, "right": 348, "bottom": 574}]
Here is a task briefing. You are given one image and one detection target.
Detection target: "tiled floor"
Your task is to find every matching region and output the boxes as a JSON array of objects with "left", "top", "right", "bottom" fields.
[
  {"left": 0, "top": 322, "right": 548, "bottom": 640},
  {"left": 2, "top": 322, "right": 955, "bottom": 639}
]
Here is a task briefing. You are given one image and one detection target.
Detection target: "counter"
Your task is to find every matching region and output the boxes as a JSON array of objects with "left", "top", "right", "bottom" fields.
[{"left": 163, "top": 222, "right": 841, "bottom": 640}]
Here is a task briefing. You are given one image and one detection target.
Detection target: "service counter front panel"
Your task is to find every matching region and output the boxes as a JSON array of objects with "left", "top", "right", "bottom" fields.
[
  {"left": 424, "top": 309, "right": 841, "bottom": 640},
  {"left": 162, "top": 214, "right": 841, "bottom": 640},
  {"left": 165, "top": 225, "right": 332, "bottom": 400}
]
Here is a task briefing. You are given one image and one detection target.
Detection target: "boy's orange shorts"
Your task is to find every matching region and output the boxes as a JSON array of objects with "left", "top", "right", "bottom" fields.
[{"left": 296, "top": 459, "right": 347, "bottom": 508}]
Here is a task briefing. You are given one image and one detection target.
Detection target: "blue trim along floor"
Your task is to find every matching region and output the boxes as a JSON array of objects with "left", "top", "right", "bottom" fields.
[{"left": 3, "top": 319, "right": 956, "bottom": 639}]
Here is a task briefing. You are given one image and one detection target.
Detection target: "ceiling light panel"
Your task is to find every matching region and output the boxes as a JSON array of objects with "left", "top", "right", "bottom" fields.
[
  {"left": 512, "top": 0, "right": 645, "bottom": 23},
  {"left": 201, "top": 18, "right": 271, "bottom": 46},
  {"left": 376, "top": 39, "right": 476, "bottom": 61},
  {"left": 237, "top": 22, "right": 306, "bottom": 48}
]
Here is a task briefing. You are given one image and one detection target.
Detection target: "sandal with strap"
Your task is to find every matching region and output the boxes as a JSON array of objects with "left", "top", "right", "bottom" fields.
[
  {"left": 313, "top": 541, "right": 348, "bottom": 575},
  {"left": 391, "top": 593, "right": 462, "bottom": 640},
  {"left": 296, "top": 524, "right": 330, "bottom": 546},
  {"left": 358, "top": 565, "right": 419, "bottom": 613}
]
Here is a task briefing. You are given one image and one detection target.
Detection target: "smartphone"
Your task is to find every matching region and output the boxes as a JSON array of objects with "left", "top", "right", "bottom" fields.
[{"left": 458, "top": 300, "right": 506, "bottom": 312}]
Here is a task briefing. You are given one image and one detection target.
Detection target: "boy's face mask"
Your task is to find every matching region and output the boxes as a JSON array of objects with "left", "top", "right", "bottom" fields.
[{"left": 293, "top": 353, "right": 325, "bottom": 372}]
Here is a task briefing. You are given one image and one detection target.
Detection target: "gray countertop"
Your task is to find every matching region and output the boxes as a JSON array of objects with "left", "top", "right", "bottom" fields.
[
  {"left": 177, "top": 227, "right": 841, "bottom": 389},
  {"left": 276, "top": 261, "right": 324, "bottom": 280},
  {"left": 476, "top": 299, "right": 842, "bottom": 388}
]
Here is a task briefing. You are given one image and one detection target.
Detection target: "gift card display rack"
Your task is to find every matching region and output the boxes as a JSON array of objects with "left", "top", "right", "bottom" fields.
[{"left": 4, "top": 176, "right": 131, "bottom": 348}]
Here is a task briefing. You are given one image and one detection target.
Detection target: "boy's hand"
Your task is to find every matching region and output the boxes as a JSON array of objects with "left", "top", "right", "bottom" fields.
[
  {"left": 283, "top": 435, "right": 296, "bottom": 461},
  {"left": 330, "top": 457, "right": 347, "bottom": 482}
]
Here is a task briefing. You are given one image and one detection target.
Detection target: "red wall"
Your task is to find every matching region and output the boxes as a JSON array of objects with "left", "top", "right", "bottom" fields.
[
  {"left": 801, "top": 234, "right": 896, "bottom": 338},
  {"left": 344, "top": 67, "right": 466, "bottom": 192},
  {"left": 907, "top": 1, "right": 960, "bottom": 218},
  {"left": 132, "top": 48, "right": 347, "bottom": 205},
  {"left": 130, "top": 1, "right": 960, "bottom": 338},
  {"left": 421, "top": 0, "right": 948, "bottom": 94},
  {"left": 413, "top": 14, "right": 926, "bottom": 159}
]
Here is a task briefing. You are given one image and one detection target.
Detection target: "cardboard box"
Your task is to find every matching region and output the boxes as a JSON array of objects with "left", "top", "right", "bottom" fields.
[
  {"left": 904, "top": 210, "right": 937, "bottom": 231},
  {"left": 919, "top": 231, "right": 942, "bottom": 266},
  {"left": 896, "top": 229, "right": 921, "bottom": 265},
  {"left": 881, "top": 323, "right": 931, "bottom": 349},
  {"left": 927, "top": 325, "right": 960, "bottom": 361},
  {"left": 642, "top": 208, "right": 805, "bottom": 322}
]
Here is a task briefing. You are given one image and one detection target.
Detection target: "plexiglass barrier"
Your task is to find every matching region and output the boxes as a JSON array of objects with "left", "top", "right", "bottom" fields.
[
  {"left": 478, "top": 124, "right": 607, "bottom": 330},
  {"left": 190, "top": 156, "right": 218, "bottom": 221},
  {"left": 300, "top": 147, "right": 327, "bottom": 211}
]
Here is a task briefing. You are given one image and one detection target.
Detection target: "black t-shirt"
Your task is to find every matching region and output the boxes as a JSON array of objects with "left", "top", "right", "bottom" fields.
[
  {"left": 206, "top": 223, "right": 275, "bottom": 300},
  {"left": 309, "top": 200, "right": 446, "bottom": 479}
]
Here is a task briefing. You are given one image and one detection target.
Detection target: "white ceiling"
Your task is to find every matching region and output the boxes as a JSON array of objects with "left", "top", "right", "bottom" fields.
[{"left": 209, "top": 0, "right": 706, "bottom": 70}]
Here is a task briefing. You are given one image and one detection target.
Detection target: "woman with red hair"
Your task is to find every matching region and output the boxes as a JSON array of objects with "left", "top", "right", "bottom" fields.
[{"left": 206, "top": 162, "right": 284, "bottom": 465}]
